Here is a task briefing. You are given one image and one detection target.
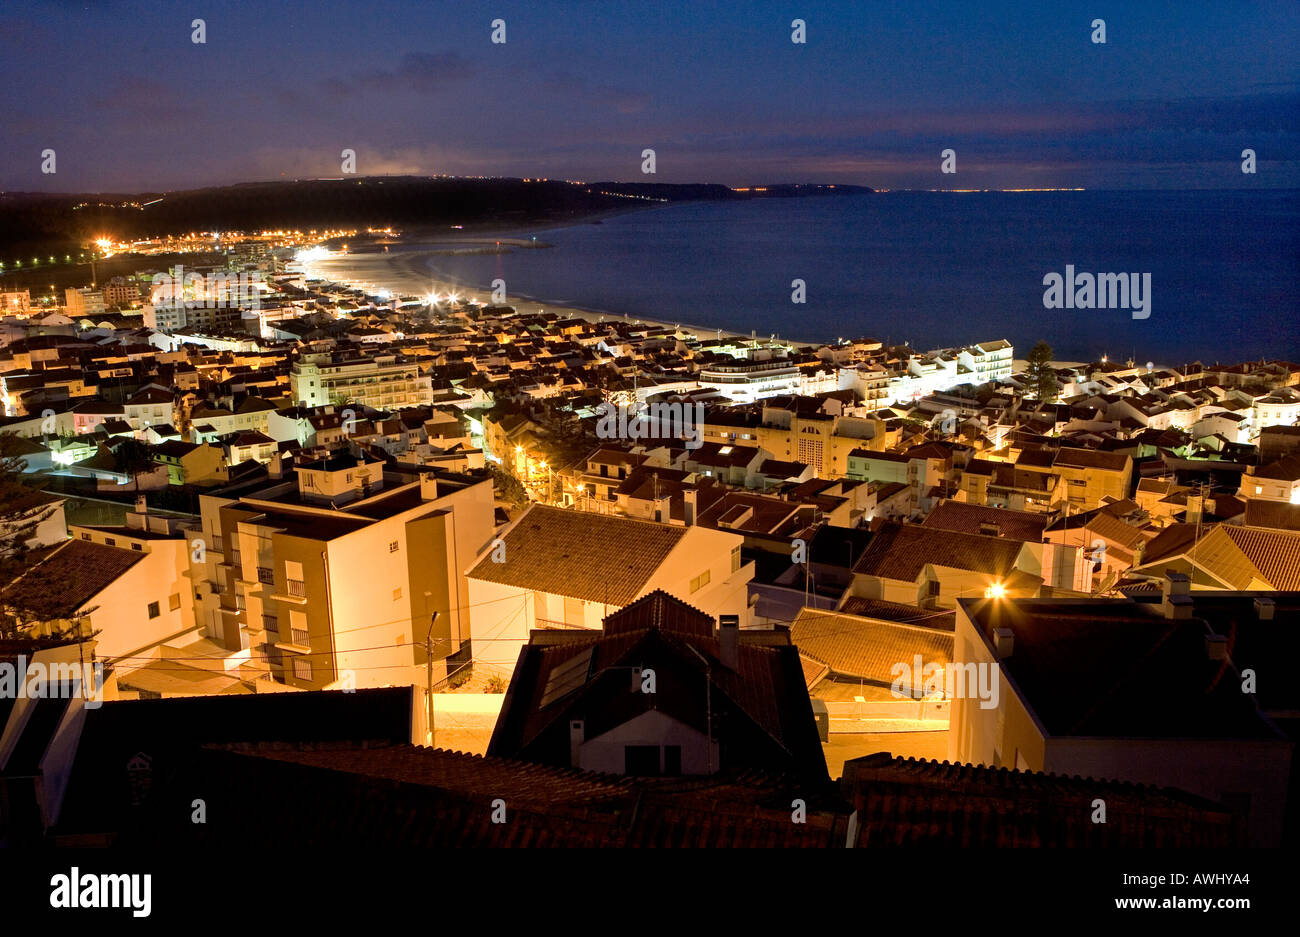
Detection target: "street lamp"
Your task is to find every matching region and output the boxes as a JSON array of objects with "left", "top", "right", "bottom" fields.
[{"left": 424, "top": 608, "right": 440, "bottom": 747}]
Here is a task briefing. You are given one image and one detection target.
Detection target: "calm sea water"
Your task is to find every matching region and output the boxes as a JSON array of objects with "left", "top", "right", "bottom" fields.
[{"left": 410, "top": 190, "right": 1299, "bottom": 365}]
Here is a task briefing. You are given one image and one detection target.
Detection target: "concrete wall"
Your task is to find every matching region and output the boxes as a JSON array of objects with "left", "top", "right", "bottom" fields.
[{"left": 577, "top": 709, "right": 717, "bottom": 775}]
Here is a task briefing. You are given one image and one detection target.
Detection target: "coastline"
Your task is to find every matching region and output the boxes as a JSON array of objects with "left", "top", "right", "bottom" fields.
[{"left": 303, "top": 245, "right": 795, "bottom": 346}]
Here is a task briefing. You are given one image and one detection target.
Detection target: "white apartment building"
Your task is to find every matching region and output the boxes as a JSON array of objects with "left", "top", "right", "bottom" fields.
[
  {"left": 958, "top": 340, "right": 1014, "bottom": 383},
  {"left": 839, "top": 340, "right": 1013, "bottom": 408},
  {"left": 697, "top": 357, "right": 802, "bottom": 404},
  {"left": 290, "top": 352, "right": 434, "bottom": 409}
]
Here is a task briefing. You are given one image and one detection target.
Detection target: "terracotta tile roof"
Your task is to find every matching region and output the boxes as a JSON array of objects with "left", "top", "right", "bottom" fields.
[
  {"left": 1084, "top": 510, "right": 1149, "bottom": 552},
  {"left": 1255, "top": 453, "right": 1300, "bottom": 482},
  {"left": 1203, "top": 525, "right": 1300, "bottom": 590},
  {"left": 922, "top": 502, "right": 1047, "bottom": 542},
  {"left": 791, "top": 609, "right": 954, "bottom": 685},
  {"left": 601, "top": 589, "right": 714, "bottom": 637},
  {"left": 178, "top": 744, "right": 843, "bottom": 847},
  {"left": 842, "top": 753, "right": 1241, "bottom": 847},
  {"left": 852, "top": 521, "right": 1027, "bottom": 582},
  {"left": 466, "top": 504, "right": 688, "bottom": 605},
  {"left": 1139, "top": 523, "right": 1201, "bottom": 564},
  {"left": 1244, "top": 499, "right": 1300, "bottom": 531},
  {"left": 836, "top": 597, "right": 956, "bottom": 630},
  {"left": 0, "top": 540, "right": 146, "bottom": 619},
  {"left": 490, "top": 618, "right": 827, "bottom": 782}
]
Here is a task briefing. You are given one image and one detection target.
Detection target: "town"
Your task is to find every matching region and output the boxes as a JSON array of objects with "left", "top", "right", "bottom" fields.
[{"left": 0, "top": 230, "right": 1296, "bottom": 849}]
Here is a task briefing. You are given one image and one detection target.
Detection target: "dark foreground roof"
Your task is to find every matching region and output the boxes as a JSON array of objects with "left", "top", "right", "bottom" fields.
[
  {"left": 122, "top": 743, "right": 847, "bottom": 848},
  {"left": 843, "top": 754, "right": 1243, "bottom": 847},
  {"left": 52, "top": 687, "right": 413, "bottom": 842}
]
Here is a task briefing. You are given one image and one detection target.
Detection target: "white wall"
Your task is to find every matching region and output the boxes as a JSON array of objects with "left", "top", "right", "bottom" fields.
[{"left": 577, "top": 709, "right": 717, "bottom": 775}]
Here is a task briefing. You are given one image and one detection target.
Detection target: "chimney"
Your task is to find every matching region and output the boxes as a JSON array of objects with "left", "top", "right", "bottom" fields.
[
  {"left": 269, "top": 451, "right": 283, "bottom": 479},
  {"left": 1161, "top": 570, "right": 1193, "bottom": 619},
  {"left": 683, "top": 487, "right": 698, "bottom": 526},
  {"left": 979, "top": 521, "right": 1000, "bottom": 537},
  {"left": 1254, "top": 597, "right": 1276, "bottom": 621},
  {"left": 993, "top": 627, "right": 1014, "bottom": 658},
  {"left": 1162, "top": 570, "right": 1190, "bottom": 599},
  {"left": 718, "top": 614, "right": 739, "bottom": 669},
  {"left": 135, "top": 494, "right": 148, "bottom": 515},
  {"left": 569, "top": 719, "right": 584, "bottom": 767},
  {"left": 1205, "top": 635, "right": 1229, "bottom": 661}
]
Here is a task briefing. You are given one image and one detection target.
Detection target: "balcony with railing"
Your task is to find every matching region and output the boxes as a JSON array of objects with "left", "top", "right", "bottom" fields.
[{"left": 269, "top": 577, "right": 310, "bottom": 605}]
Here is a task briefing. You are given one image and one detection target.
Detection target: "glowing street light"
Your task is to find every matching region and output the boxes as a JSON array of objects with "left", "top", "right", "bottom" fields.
[{"left": 985, "top": 582, "right": 1007, "bottom": 599}]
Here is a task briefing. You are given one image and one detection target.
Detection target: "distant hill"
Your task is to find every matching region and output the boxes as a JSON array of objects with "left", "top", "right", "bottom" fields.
[{"left": 0, "top": 176, "right": 873, "bottom": 253}]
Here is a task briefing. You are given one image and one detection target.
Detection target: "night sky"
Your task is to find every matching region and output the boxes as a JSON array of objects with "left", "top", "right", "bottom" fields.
[{"left": 2, "top": 0, "right": 1296, "bottom": 192}]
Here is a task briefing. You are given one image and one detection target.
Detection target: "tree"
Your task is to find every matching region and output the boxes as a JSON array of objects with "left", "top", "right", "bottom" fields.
[
  {"left": 0, "top": 432, "right": 67, "bottom": 640},
  {"left": 487, "top": 462, "right": 529, "bottom": 510},
  {"left": 1023, "top": 340, "right": 1059, "bottom": 403},
  {"left": 0, "top": 432, "right": 57, "bottom": 568},
  {"left": 113, "top": 438, "right": 156, "bottom": 491}
]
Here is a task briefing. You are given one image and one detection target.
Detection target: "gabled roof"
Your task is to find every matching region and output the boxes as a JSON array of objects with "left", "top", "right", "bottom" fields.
[
  {"left": 125, "top": 386, "right": 173, "bottom": 406},
  {"left": 602, "top": 589, "right": 714, "bottom": 638},
  {"left": 466, "top": 504, "right": 688, "bottom": 605},
  {"left": 1254, "top": 453, "right": 1300, "bottom": 482},
  {"left": 1191, "top": 525, "right": 1300, "bottom": 590},
  {"left": 489, "top": 618, "right": 828, "bottom": 783},
  {"left": 853, "top": 521, "right": 1028, "bottom": 582},
  {"left": 0, "top": 540, "right": 146, "bottom": 619},
  {"left": 791, "top": 608, "right": 953, "bottom": 685},
  {"left": 922, "top": 501, "right": 1046, "bottom": 542}
]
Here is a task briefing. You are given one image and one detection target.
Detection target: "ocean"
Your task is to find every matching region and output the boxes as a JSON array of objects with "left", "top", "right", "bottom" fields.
[{"left": 399, "top": 190, "right": 1299, "bottom": 365}]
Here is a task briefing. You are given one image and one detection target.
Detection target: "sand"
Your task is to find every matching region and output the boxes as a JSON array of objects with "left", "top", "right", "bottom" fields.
[{"left": 298, "top": 246, "right": 773, "bottom": 344}]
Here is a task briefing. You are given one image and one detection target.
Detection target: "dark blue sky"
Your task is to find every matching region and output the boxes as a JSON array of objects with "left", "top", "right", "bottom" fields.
[{"left": 2, "top": 0, "right": 1296, "bottom": 191}]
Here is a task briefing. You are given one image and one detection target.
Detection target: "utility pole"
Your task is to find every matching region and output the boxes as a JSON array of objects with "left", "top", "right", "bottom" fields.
[{"left": 425, "top": 610, "right": 440, "bottom": 747}]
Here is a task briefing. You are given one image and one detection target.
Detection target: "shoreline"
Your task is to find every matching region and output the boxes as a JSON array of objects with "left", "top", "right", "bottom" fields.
[{"left": 303, "top": 244, "right": 801, "bottom": 347}]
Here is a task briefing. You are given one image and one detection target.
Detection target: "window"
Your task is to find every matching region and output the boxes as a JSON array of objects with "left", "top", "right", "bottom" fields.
[
  {"left": 730, "top": 546, "right": 741, "bottom": 573},
  {"left": 106, "top": 538, "right": 116, "bottom": 547},
  {"left": 663, "top": 745, "right": 682, "bottom": 776},
  {"left": 131, "top": 542, "right": 143, "bottom": 552},
  {"left": 624, "top": 745, "right": 661, "bottom": 776},
  {"left": 147, "top": 601, "right": 160, "bottom": 619},
  {"left": 169, "top": 593, "right": 181, "bottom": 611},
  {"left": 80, "top": 533, "right": 91, "bottom": 541},
  {"left": 292, "top": 657, "right": 312, "bottom": 680},
  {"left": 287, "top": 579, "right": 307, "bottom": 597},
  {"left": 389, "top": 541, "right": 399, "bottom": 553},
  {"left": 257, "top": 566, "right": 274, "bottom": 584},
  {"left": 690, "top": 570, "right": 711, "bottom": 593},
  {"left": 289, "top": 609, "right": 308, "bottom": 645}
]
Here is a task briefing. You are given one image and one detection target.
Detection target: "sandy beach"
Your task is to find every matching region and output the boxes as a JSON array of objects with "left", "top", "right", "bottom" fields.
[{"left": 300, "top": 245, "right": 782, "bottom": 345}]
